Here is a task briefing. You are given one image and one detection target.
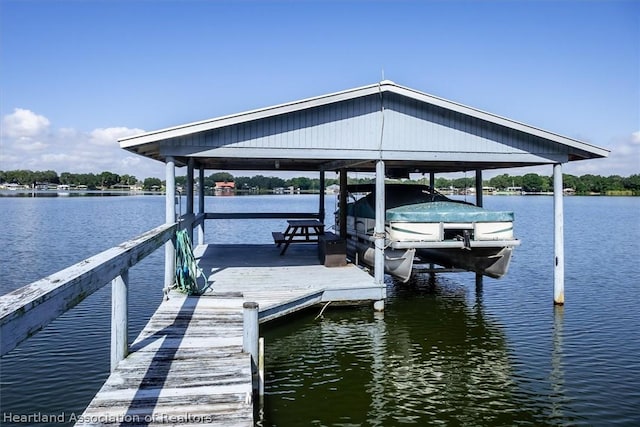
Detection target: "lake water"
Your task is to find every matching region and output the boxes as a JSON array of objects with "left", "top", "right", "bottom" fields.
[{"left": 1, "top": 194, "right": 639, "bottom": 426}]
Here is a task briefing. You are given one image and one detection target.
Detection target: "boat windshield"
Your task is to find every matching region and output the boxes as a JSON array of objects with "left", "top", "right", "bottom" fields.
[
  {"left": 345, "top": 184, "right": 470, "bottom": 218},
  {"left": 379, "top": 185, "right": 452, "bottom": 209}
]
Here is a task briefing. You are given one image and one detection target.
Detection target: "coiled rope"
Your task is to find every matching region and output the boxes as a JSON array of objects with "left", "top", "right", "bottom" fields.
[{"left": 174, "top": 229, "right": 208, "bottom": 295}]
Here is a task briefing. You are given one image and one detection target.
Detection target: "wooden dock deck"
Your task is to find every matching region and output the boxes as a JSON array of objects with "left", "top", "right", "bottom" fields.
[
  {"left": 196, "top": 244, "right": 384, "bottom": 322},
  {"left": 76, "top": 243, "right": 381, "bottom": 426}
]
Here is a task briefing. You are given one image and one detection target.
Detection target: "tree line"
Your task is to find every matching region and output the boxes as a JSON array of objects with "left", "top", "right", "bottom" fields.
[
  {"left": 433, "top": 173, "right": 640, "bottom": 195},
  {"left": 1, "top": 169, "right": 639, "bottom": 195},
  {"left": 0, "top": 169, "right": 146, "bottom": 189}
]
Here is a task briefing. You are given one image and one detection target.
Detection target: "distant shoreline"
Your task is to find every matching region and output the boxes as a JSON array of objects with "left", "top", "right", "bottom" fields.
[
  {"left": 0, "top": 189, "right": 164, "bottom": 197},
  {"left": 1, "top": 189, "right": 637, "bottom": 198}
]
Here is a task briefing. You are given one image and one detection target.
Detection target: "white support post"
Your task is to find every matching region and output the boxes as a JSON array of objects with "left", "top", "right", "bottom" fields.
[
  {"left": 553, "top": 163, "right": 565, "bottom": 305},
  {"left": 475, "top": 170, "right": 485, "bottom": 287},
  {"left": 164, "top": 157, "right": 176, "bottom": 295},
  {"left": 374, "top": 160, "right": 385, "bottom": 311},
  {"left": 186, "top": 158, "right": 194, "bottom": 215},
  {"left": 243, "top": 301, "right": 260, "bottom": 394},
  {"left": 198, "top": 165, "right": 205, "bottom": 246},
  {"left": 186, "top": 158, "right": 194, "bottom": 244},
  {"left": 111, "top": 271, "right": 128, "bottom": 372}
]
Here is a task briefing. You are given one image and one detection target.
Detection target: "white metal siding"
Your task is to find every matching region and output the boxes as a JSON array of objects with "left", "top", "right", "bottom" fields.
[
  {"left": 172, "top": 92, "right": 568, "bottom": 162},
  {"left": 382, "top": 93, "right": 567, "bottom": 157},
  {"left": 176, "top": 95, "right": 381, "bottom": 151}
]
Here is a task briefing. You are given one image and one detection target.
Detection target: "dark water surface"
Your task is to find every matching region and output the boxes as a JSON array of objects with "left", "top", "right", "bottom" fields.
[{"left": 1, "top": 194, "right": 639, "bottom": 426}]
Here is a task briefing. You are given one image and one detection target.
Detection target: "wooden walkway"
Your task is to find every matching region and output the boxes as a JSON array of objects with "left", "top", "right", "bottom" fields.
[
  {"left": 76, "top": 244, "right": 382, "bottom": 426},
  {"left": 76, "top": 294, "right": 252, "bottom": 426}
]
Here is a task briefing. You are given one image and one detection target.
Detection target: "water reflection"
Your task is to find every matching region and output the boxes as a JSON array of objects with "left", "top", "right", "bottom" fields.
[
  {"left": 263, "top": 275, "right": 558, "bottom": 426},
  {"left": 550, "top": 305, "right": 566, "bottom": 422}
]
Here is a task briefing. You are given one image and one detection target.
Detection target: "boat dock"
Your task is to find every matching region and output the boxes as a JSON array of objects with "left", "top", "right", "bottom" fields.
[
  {"left": 0, "top": 80, "right": 611, "bottom": 425},
  {"left": 75, "top": 243, "right": 382, "bottom": 426}
]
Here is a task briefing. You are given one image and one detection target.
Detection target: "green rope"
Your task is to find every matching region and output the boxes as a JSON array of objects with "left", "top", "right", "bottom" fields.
[{"left": 174, "top": 229, "right": 208, "bottom": 295}]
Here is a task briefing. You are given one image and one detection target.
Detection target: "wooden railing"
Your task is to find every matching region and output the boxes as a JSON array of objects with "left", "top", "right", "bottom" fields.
[
  {"left": 205, "top": 212, "right": 319, "bottom": 220},
  {"left": 0, "top": 222, "right": 177, "bottom": 365},
  {"left": 0, "top": 210, "right": 313, "bottom": 368}
]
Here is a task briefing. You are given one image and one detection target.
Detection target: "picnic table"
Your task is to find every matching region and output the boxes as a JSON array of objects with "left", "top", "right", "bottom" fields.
[{"left": 272, "top": 219, "right": 325, "bottom": 255}]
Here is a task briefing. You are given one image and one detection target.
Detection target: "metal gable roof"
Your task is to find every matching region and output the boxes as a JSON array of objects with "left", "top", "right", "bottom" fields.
[{"left": 119, "top": 81, "right": 608, "bottom": 173}]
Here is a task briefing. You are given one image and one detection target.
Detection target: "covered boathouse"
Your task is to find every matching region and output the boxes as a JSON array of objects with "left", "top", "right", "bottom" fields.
[{"left": 120, "top": 80, "right": 609, "bottom": 306}]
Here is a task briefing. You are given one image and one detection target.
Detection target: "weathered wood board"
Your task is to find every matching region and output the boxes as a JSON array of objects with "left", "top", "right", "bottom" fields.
[
  {"left": 76, "top": 294, "right": 253, "bottom": 426},
  {"left": 195, "top": 244, "right": 384, "bottom": 321}
]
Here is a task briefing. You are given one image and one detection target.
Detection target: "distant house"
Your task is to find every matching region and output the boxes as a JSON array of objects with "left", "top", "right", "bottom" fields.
[
  {"left": 2, "top": 183, "right": 24, "bottom": 190},
  {"left": 483, "top": 186, "right": 496, "bottom": 194},
  {"left": 214, "top": 181, "right": 235, "bottom": 194},
  {"left": 34, "top": 182, "right": 49, "bottom": 190},
  {"left": 111, "top": 184, "right": 133, "bottom": 191},
  {"left": 273, "top": 186, "right": 298, "bottom": 194}
]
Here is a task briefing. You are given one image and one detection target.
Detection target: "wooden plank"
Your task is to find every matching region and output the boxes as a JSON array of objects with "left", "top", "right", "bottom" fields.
[{"left": 77, "top": 293, "right": 254, "bottom": 426}]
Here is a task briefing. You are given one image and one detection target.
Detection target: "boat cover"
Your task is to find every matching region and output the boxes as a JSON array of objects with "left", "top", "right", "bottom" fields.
[
  {"left": 346, "top": 185, "right": 514, "bottom": 223},
  {"left": 386, "top": 201, "right": 514, "bottom": 222}
]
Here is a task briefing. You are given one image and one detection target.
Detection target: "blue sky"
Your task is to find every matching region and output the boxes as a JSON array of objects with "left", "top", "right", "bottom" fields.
[{"left": 1, "top": 0, "right": 638, "bottom": 180}]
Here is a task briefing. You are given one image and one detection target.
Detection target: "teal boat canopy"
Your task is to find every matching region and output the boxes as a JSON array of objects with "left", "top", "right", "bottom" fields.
[
  {"left": 386, "top": 201, "right": 514, "bottom": 223},
  {"left": 346, "top": 184, "right": 514, "bottom": 223}
]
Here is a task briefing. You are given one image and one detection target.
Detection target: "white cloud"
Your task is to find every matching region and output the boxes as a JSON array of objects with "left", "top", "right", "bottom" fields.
[
  {"left": 16, "top": 141, "right": 48, "bottom": 152},
  {"left": 1, "top": 108, "right": 164, "bottom": 179},
  {"left": 1, "top": 108, "right": 51, "bottom": 153},
  {"left": 565, "top": 131, "right": 640, "bottom": 177},
  {"left": 121, "top": 156, "right": 142, "bottom": 167},
  {"left": 1, "top": 108, "right": 50, "bottom": 138},
  {"left": 58, "top": 127, "right": 80, "bottom": 139},
  {"left": 89, "top": 127, "right": 145, "bottom": 147},
  {"left": 40, "top": 153, "right": 78, "bottom": 163}
]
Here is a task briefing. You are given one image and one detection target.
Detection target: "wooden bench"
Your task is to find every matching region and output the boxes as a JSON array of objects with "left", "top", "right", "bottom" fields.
[{"left": 272, "top": 231, "right": 286, "bottom": 245}]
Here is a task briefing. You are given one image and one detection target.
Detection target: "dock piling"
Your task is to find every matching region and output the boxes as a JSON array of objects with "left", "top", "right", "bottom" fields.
[
  {"left": 110, "top": 271, "right": 129, "bottom": 372},
  {"left": 259, "top": 337, "right": 265, "bottom": 396},
  {"left": 553, "top": 163, "right": 565, "bottom": 305},
  {"left": 164, "top": 156, "right": 176, "bottom": 294},
  {"left": 243, "top": 301, "right": 260, "bottom": 394}
]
